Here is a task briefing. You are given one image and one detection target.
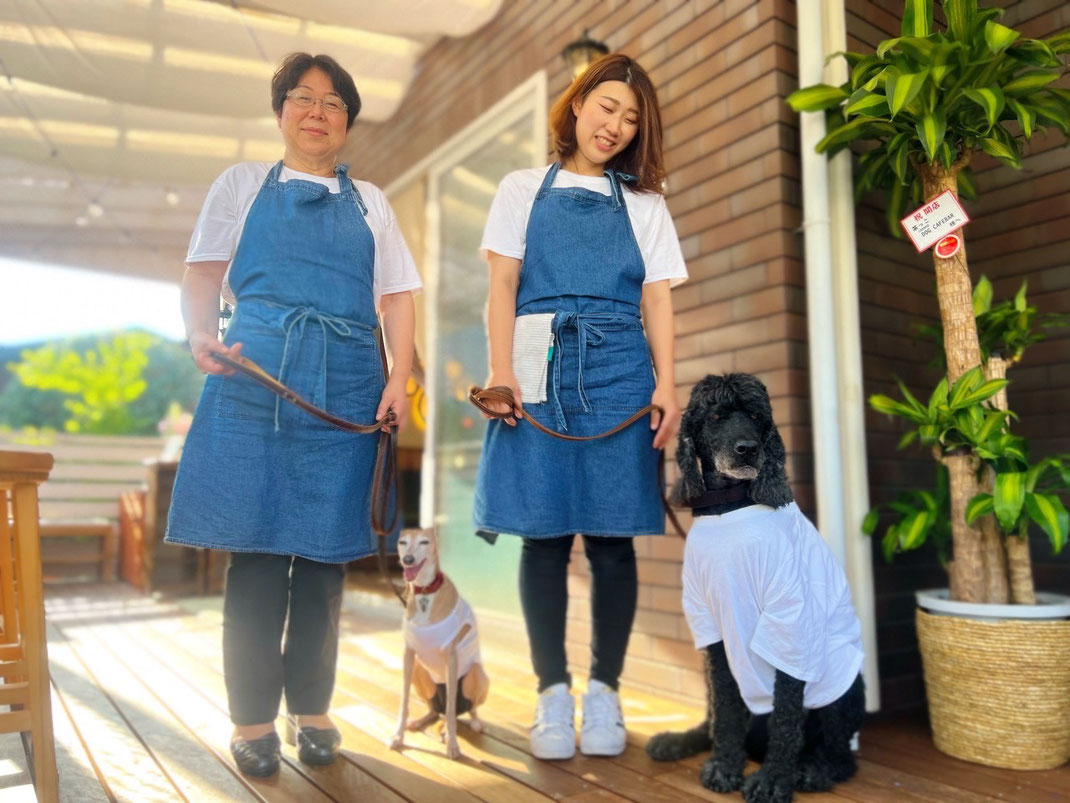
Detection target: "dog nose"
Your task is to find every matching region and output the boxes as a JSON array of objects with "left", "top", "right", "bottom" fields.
[
  {"left": 735, "top": 440, "right": 758, "bottom": 456},
  {"left": 401, "top": 555, "right": 414, "bottom": 565}
]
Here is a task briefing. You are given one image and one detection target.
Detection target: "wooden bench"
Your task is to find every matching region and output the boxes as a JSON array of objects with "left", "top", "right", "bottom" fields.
[
  {"left": 39, "top": 520, "right": 117, "bottom": 583},
  {"left": 0, "top": 449, "right": 59, "bottom": 803}
]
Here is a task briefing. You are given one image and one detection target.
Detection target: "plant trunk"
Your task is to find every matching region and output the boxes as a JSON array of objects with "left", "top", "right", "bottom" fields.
[
  {"left": 942, "top": 451, "right": 985, "bottom": 602},
  {"left": 983, "top": 353, "right": 1036, "bottom": 603},
  {"left": 979, "top": 355, "right": 1010, "bottom": 603},
  {"left": 919, "top": 159, "right": 986, "bottom": 603},
  {"left": 1005, "top": 530, "right": 1037, "bottom": 604}
]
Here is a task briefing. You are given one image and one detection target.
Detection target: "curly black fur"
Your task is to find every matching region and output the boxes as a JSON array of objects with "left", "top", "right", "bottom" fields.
[
  {"left": 647, "top": 374, "right": 864, "bottom": 802},
  {"left": 675, "top": 374, "right": 793, "bottom": 509}
]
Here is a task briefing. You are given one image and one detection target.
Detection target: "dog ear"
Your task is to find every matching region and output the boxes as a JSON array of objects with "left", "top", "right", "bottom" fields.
[
  {"left": 750, "top": 421, "right": 794, "bottom": 508},
  {"left": 676, "top": 405, "right": 706, "bottom": 503}
]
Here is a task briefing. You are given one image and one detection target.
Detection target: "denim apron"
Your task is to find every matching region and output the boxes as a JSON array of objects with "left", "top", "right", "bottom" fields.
[
  {"left": 473, "top": 162, "right": 661, "bottom": 538},
  {"left": 166, "top": 160, "right": 387, "bottom": 563}
]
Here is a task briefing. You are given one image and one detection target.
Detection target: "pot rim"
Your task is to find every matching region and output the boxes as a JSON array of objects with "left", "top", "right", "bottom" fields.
[{"left": 916, "top": 588, "right": 1070, "bottom": 620}]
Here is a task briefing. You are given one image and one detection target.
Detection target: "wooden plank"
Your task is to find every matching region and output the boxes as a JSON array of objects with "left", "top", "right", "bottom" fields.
[
  {"left": 123, "top": 618, "right": 476, "bottom": 803},
  {"left": 48, "top": 463, "right": 146, "bottom": 483},
  {"left": 45, "top": 623, "right": 183, "bottom": 802},
  {"left": 57, "top": 621, "right": 261, "bottom": 803},
  {"left": 39, "top": 484, "right": 129, "bottom": 501},
  {"left": 36, "top": 502, "right": 118, "bottom": 522},
  {"left": 49, "top": 682, "right": 114, "bottom": 803},
  {"left": 44, "top": 597, "right": 332, "bottom": 803}
]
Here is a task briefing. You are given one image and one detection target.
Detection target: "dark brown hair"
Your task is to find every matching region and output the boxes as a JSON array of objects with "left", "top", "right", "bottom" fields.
[
  {"left": 549, "top": 53, "right": 665, "bottom": 194},
  {"left": 271, "top": 53, "right": 361, "bottom": 130}
]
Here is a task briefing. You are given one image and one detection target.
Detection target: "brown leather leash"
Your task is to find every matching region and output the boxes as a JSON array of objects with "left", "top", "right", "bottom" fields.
[
  {"left": 468, "top": 385, "right": 687, "bottom": 538},
  {"left": 212, "top": 351, "right": 408, "bottom": 604}
]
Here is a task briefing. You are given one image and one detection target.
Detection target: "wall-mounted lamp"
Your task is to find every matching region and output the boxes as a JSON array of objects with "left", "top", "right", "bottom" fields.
[{"left": 561, "top": 30, "right": 609, "bottom": 80}]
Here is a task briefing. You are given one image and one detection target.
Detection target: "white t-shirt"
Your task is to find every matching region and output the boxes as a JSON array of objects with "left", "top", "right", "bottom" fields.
[
  {"left": 682, "top": 502, "right": 865, "bottom": 715},
  {"left": 403, "top": 596, "right": 482, "bottom": 684},
  {"left": 186, "top": 161, "right": 422, "bottom": 308},
  {"left": 480, "top": 166, "right": 688, "bottom": 286}
]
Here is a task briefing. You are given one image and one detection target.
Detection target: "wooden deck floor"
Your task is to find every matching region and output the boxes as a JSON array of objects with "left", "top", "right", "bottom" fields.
[{"left": 23, "top": 583, "right": 1069, "bottom": 802}]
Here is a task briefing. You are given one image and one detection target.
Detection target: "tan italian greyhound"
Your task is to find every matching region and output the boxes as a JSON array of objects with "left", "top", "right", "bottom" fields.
[{"left": 390, "top": 528, "right": 490, "bottom": 760}]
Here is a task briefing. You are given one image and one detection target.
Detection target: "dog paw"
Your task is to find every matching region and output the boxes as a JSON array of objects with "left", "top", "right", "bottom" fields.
[
  {"left": 446, "top": 741, "right": 462, "bottom": 760},
  {"left": 389, "top": 732, "right": 404, "bottom": 751},
  {"left": 742, "top": 766, "right": 795, "bottom": 803},
  {"left": 468, "top": 718, "right": 483, "bottom": 734},
  {"left": 794, "top": 758, "right": 833, "bottom": 792},
  {"left": 699, "top": 756, "right": 743, "bottom": 793}
]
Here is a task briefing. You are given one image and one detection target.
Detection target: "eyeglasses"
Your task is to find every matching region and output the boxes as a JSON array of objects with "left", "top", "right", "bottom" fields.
[{"left": 285, "top": 90, "right": 347, "bottom": 114}]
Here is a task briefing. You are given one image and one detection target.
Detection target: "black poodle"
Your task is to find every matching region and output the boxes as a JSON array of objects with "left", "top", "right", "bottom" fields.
[{"left": 647, "top": 373, "right": 865, "bottom": 803}]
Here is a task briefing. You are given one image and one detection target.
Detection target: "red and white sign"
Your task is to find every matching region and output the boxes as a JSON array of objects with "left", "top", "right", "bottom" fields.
[
  {"left": 900, "top": 189, "right": 970, "bottom": 253},
  {"left": 934, "top": 234, "right": 962, "bottom": 259}
]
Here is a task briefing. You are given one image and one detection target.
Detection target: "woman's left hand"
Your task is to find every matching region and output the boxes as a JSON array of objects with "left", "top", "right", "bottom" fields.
[
  {"left": 649, "top": 384, "right": 680, "bottom": 451},
  {"left": 377, "top": 377, "right": 410, "bottom": 432}
]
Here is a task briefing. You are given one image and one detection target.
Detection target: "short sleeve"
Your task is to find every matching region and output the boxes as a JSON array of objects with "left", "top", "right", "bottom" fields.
[
  {"left": 682, "top": 551, "right": 721, "bottom": 649},
  {"left": 186, "top": 167, "right": 243, "bottom": 264},
  {"left": 640, "top": 194, "right": 688, "bottom": 287},
  {"left": 749, "top": 554, "right": 824, "bottom": 683},
  {"left": 365, "top": 186, "right": 422, "bottom": 305},
  {"left": 480, "top": 172, "right": 529, "bottom": 259}
]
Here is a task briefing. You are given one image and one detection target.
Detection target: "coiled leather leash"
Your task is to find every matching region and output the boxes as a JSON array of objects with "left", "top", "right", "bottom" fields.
[{"left": 469, "top": 385, "right": 687, "bottom": 537}]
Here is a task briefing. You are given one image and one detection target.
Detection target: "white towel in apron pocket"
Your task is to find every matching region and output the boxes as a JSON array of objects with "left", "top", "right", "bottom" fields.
[{"left": 511, "top": 313, "right": 555, "bottom": 404}]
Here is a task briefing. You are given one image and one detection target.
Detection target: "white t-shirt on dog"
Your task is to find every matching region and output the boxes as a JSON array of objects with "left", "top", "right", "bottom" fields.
[
  {"left": 682, "top": 502, "right": 864, "bottom": 715},
  {"left": 480, "top": 166, "right": 688, "bottom": 286}
]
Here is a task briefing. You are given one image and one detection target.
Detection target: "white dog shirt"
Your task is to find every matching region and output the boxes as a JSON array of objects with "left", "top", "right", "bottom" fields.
[
  {"left": 682, "top": 502, "right": 864, "bottom": 715},
  {"left": 404, "top": 596, "right": 482, "bottom": 684}
]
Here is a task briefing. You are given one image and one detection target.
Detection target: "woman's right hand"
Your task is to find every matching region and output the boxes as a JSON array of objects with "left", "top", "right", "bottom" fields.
[
  {"left": 483, "top": 371, "right": 523, "bottom": 426},
  {"left": 188, "top": 332, "right": 243, "bottom": 375}
]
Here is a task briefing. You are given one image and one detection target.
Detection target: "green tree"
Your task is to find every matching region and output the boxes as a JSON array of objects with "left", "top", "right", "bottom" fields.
[{"left": 8, "top": 331, "right": 158, "bottom": 434}]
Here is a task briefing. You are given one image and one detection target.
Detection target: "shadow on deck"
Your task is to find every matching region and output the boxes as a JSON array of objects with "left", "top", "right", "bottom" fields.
[{"left": 27, "top": 582, "right": 1069, "bottom": 802}]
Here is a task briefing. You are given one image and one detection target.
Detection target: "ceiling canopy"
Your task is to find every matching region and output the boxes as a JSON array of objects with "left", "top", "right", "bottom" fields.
[{"left": 0, "top": 0, "right": 501, "bottom": 281}]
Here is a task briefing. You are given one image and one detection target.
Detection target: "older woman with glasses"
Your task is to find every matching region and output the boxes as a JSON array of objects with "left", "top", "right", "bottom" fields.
[{"left": 166, "top": 52, "right": 421, "bottom": 777}]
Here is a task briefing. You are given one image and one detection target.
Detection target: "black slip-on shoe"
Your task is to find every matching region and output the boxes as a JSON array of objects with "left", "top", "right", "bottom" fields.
[{"left": 230, "top": 731, "right": 281, "bottom": 777}]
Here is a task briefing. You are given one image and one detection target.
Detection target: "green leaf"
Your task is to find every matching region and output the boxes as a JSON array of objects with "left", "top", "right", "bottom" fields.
[
  {"left": 927, "top": 376, "right": 949, "bottom": 416},
  {"left": 1013, "top": 280, "right": 1028, "bottom": 311},
  {"left": 947, "top": 366, "right": 982, "bottom": 409},
  {"left": 1024, "top": 493, "right": 1068, "bottom": 553},
  {"left": 899, "top": 510, "right": 932, "bottom": 550},
  {"left": 787, "top": 84, "right": 848, "bottom": 112},
  {"left": 944, "top": 0, "right": 977, "bottom": 42},
  {"left": 850, "top": 57, "right": 884, "bottom": 91},
  {"left": 979, "top": 136, "right": 1021, "bottom": 168},
  {"left": 984, "top": 20, "right": 1019, "bottom": 54},
  {"left": 916, "top": 107, "right": 946, "bottom": 162},
  {"left": 973, "top": 275, "right": 993, "bottom": 316},
  {"left": 1007, "top": 98, "right": 1035, "bottom": 139},
  {"left": 887, "top": 70, "right": 928, "bottom": 118},
  {"left": 882, "top": 527, "right": 899, "bottom": 562},
  {"left": 844, "top": 90, "right": 890, "bottom": 117},
  {"left": 897, "top": 429, "right": 919, "bottom": 450},
  {"left": 877, "top": 37, "right": 903, "bottom": 60},
  {"left": 886, "top": 179, "right": 907, "bottom": 238},
  {"left": 957, "top": 379, "right": 1009, "bottom": 409},
  {"left": 901, "top": 0, "right": 933, "bottom": 37},
  {"left": 966, "top": 493, "right": 994, "bottom": 524},
  {"left": 993, "top": 471, "right": 1027, "bottom": 532},
  {"left": 957, "top": 168, "right": 978, "bottom": 200},
  {"left": 1002, "top": 71, "right": 1060, "bottom": 96},
  {"left": 862, "top": 508, "right": 880, "bottom": 535},
  {"left": 964, "top": 87, "right": 1005, "bottom": 130},
  {"left": 815, "top": 116, "right": 896, "bottom": 152},
  {"left": 977, "top": 410, "right": 1009, "bottom": 443},
  {"left": 869, "top": 393, "right": 928, "bottom": 423}
]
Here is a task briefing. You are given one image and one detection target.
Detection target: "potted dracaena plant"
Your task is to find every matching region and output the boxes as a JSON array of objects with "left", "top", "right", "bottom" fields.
[{"left": 788, "top": 0, "right": 1070, "bottom": 771}]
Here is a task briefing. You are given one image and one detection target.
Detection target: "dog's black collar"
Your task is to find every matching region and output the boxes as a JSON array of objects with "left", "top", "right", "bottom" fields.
[{"left": 689, "top": 483, "right": 752, "bottom": 517}]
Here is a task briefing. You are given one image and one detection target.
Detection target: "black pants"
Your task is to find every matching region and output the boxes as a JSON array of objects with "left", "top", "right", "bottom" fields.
[
  {"left": 519, "top": 535, "right": 638, "bottom": 692},
  {"left": 222, "top": 552, "right": 345, "bottom": 726}
]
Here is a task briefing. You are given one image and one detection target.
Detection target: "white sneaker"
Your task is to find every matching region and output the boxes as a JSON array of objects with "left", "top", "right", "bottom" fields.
[
  {"left": 580, "top": 679, "right": 626, "bottom": 756},
  {"left": 530, "top": 683, "right": 576, "bottom": 760}
]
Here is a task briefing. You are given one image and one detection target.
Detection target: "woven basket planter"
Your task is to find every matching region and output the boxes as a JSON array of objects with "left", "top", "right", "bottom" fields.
[{"left": 916, "top": 591, "right": 1070, "bottom": 770}]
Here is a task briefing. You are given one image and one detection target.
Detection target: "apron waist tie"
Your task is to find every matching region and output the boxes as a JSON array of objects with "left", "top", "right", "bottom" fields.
[
  {"left": 549, "top": 312, "right": 621, "bottom": 432},
  {"left": 276, "top": 306, "right": 371, "bottom": 432}
]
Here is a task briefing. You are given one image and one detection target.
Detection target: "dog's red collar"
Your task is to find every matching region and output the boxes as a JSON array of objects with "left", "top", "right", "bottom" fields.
[{"left": 411, "top": 571, "right": 444, "bottom": 595}]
